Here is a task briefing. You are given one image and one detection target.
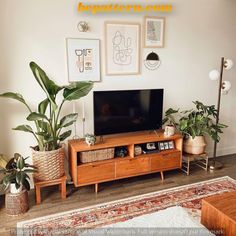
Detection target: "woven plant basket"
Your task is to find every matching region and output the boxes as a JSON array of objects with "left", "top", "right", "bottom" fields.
[{"left": 31, "top": 146, "right": 65, "bottom": 181}]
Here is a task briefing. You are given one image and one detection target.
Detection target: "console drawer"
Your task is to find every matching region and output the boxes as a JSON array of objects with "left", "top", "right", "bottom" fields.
[
  {"left": 116, "top": 157, "right": 150, "bottom": 178},
  {"left": 77, "top": 162, "right": 115, "bottom": 184},
  {"left": 151, "top": 151, "right": 181, "bottom": 171}
]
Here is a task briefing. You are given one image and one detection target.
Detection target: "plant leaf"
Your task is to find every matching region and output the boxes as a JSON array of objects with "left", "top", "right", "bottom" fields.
[
  {"left": 27, "top": 112, "right": 48, "bottom": 121},
  {"left": 23, "top": 179, "right": 30, "bottom": 191},
  {"left": 13, "top": 125, "right": 33, "bottom": 133},
  {"left": 38, "top": 98, "right": 49, "bottom": 114},
  {"left": 59, "top": 113, "right": 78, "bottom": 128},
  {"left": 59, "top": 130, "right": 72, "bottom": 141},
  {"left": 0, "top": 92, "right": 25, "bottom": 103},
  {"left": 16, "top": 156, "right": 25, "bottom": 170},
  {"left": 63, "top": 81, "right": 93, "bottom": 101},
  {"left": 29, "top": 62, "right": 62, "bottom": 110}
]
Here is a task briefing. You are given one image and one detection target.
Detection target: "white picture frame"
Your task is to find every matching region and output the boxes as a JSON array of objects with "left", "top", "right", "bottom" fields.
[
  {"left": 66, "top": 38, "right": 100, "bottom": 82},
  {"left": 144, "top": 16, "right": 165, "bottom": 48},
  {"left": 105, "top": 22, "right": 141, "bottom": 76}
]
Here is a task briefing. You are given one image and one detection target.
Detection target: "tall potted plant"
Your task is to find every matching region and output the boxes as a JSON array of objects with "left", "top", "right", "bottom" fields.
[
  {"left": 0, "top": 62, "right": 93, "bottom": 181},
  {"left": 178, "top": 101, "right": 227, "bottom": 154}
]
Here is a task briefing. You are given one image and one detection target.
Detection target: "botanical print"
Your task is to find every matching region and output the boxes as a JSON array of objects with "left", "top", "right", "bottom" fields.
[
  {"left": 147, "top": 20, "right": 162, "bottom": 42},
  {"left": 144, "top": 17, "right": 165, "bottom": 48}
]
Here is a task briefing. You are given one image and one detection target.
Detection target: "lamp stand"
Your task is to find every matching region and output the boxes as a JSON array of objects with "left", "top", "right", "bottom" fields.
[{"left": 209, "top": 57, "right": 224, "bottom": 171}]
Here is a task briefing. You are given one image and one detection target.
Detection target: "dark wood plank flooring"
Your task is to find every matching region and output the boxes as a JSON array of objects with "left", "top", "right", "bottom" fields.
[{"left": 0, "top": 154, "right": 236, "bottom": 235}]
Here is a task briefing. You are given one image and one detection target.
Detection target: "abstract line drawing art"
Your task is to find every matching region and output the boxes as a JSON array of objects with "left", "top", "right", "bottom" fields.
[
  {"left": 66, "top": 39, "right": 100, "bottom": 82},
  {"left": 75, "top": 49, "right": 93, "bottom": 73},
  {"left": 112, "top": 31, "right": 132, "bottom": 66},
  {"left": 105, "top": 22, "right": 140, "bottom": 75}
]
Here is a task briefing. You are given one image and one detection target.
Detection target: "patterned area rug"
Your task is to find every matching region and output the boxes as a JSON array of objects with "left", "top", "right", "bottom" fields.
[{"left": 17, "top": 176, "right": 236, "bottom": 235}]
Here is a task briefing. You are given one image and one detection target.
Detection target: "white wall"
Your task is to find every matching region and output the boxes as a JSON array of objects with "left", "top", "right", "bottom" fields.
[{"left": 0, "top": 0, "right": 236, "bottom": 159}]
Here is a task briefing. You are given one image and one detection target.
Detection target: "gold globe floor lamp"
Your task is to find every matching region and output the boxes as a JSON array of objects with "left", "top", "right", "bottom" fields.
[{"left": 209, "top": 57, "right": 233, "bottom": 170}]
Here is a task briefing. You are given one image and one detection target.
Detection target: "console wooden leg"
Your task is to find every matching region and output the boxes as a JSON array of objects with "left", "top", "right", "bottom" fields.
[
  {"left": 160, "top": 171, "right": 164, "bottom": 181},
  {"left": 35, "top": 185, "right": 41, "bottom": 204},
  {"left": 61, "top": 181, "right": 66, "bottom": 199},
  {"left": 95, "top": 183, "right": 99, "bottom": 194}
]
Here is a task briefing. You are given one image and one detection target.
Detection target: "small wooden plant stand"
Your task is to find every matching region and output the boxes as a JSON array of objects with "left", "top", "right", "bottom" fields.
[{"left": 34, "top": 175, "right": 67, "bottom": 204}]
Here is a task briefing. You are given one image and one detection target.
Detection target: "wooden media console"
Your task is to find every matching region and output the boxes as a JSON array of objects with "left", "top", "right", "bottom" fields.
[{"left": 68, "top": 131, "right": 183, "bottom": 193}]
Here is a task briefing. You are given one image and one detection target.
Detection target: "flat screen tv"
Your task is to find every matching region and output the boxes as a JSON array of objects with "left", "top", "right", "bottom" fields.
[{"left": 93, "top": 89, "right": 164, "bottom": 136}]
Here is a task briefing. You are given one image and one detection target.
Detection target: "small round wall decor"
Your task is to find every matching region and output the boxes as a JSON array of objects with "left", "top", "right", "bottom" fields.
[{"left": 144, "top": 52, "right": 161, "bottom": 70}]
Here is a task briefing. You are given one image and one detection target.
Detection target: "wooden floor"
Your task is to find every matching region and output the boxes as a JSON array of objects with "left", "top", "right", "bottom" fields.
[{"left": 0, "top": 154, "right": 236, "bottom": 235}]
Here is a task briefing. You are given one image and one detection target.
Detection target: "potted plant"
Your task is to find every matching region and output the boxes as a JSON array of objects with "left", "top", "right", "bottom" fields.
[
  {"left": 0, "top": 153, "right": 37, "bottom": 215},
  {"left": 178, "top": 101, "right": 227, "bottom": 154},
  {"left": 0, "top": 62, "right": 93, "bottom": 181},
  {"left": 162, "top": 108, "right": 179, "bottom": 136},
  {"left": 0, "top": 153, "right": 37, "bottom": 193}
]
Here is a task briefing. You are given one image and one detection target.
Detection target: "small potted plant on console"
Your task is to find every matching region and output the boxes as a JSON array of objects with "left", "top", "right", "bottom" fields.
[{"left": 162, "top": 108, "right": 179, "bottom": 137}]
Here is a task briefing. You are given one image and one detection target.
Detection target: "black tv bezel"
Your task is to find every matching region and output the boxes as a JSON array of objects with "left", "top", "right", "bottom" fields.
[{"left": 93, "top": 89, "right": 164, "bottom": 136}]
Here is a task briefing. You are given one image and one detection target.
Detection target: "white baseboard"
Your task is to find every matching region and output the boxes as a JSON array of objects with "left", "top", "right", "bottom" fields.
[{"left": 206, "top": 146, "right": 236, "bottom": 158}]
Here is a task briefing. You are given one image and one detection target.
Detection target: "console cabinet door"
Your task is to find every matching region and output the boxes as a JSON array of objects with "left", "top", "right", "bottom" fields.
[
  {"left": 116, "top": 157, "right": 150, "bottom": 178},
  {"left": 77, "top": 162, "right": 115, "bottom": 185},
  {"left": 151, "top": 151, "right": 181, "bottom": 171}
]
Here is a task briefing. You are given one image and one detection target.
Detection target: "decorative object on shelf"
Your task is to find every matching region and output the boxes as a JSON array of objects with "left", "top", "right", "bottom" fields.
[
  {"left": 0, "top": 62, "right": 93, "bottom": 181},
  {"left": 0, "top": 153, "right": 37, "bottom": 215},
  {"left": 162, "top": 108, "right": 179, "bottom": 137},
  {"left": 77, "top": 21, "right": 89, "bottom": 32},
  {"left": 168, "top": 141, "right": 175, "bottom": 149},
  {"left": 158, "top": 141, "right": 174, "bottom": 151},
  {"left": 85, "top": 134, "right": 96, "bottom": 146},
  {"left": 209, "top": 57, "right": 234, "bottom": 170},
  {"left": 178, "top": 101, "right": 227, "bottom": 155},
  {"left": 115, "top": 147, "right": 128, "bottom": 158},
  {"left": 66, "top": 38, "right": 100, "bottom": 82},
  {"left": 143, "top": 16, "right": 165, "bottom": 48},
  {"left": 144, "top": 52, "right": 161, "bottom": 70},
  {"left": 80, "top": 148, "right": 115, "bottom": 163},
  {"left": 105, "top": 21, "right": 140, "bottom": 75},
  {"left": 142, "top": 142, "right": 159, "bottom": 154},
  {"left": 134, "top": 145, "right": 142, "bottom": 156},
  {"left": 158, "top": 142, "right": 165, "bottom": 151}
]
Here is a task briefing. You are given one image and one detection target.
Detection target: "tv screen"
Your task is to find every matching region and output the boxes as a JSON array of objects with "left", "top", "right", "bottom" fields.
[{"left": 93, "top": 89, "right": 164, "bottom": 136}]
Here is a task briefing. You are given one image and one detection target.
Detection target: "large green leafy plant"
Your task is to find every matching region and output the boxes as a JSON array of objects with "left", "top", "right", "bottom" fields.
[
  {"left": 0, "top": 153, "right": 37, "bottom": 191},
  {"left": 178, "top": 101, "right": 227, "bottom": 142},
  {"left": 0, "top": 62, "right": 93, "bottom": 151}
]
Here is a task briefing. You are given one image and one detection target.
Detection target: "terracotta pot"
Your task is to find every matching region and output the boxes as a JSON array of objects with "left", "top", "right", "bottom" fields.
[
  {"left": 31, "top": 146, "right": 65, "bottom": 181},
  {"left": 184, "top": 136, "right": 206, "bottom": 155}
]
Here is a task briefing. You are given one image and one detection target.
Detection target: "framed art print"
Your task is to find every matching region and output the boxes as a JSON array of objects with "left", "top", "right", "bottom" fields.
[
  {"left": 66, "top": 38, "right": 100, "bottom": 82},
  {"left": 144, "top": 16, "right": 165, "bottom": 48},
  {"left": 105, "top": 22, "right": 141, "bottom": 75}
]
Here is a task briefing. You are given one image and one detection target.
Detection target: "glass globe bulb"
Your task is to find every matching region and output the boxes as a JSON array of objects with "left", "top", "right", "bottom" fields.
[
  {"left": 222, "top": 81, "right": 232, "bottom": 93},
  {"left": 224, "top": 59, "right": 234, "bottom": 70},
  {"left": 209, "top": 70, "right": 220, "bottom": 80}
]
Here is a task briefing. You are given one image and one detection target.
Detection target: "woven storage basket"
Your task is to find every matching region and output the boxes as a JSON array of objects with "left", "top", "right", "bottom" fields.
[
  {"left": 5, "top": 190, "right": 29, "bottom": 216},
  {"left": 80, "top": 148, "right": 114, "bottom": 163},
  {"left": 31, "top": 146, "right": 65, "bottom": 181}
]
